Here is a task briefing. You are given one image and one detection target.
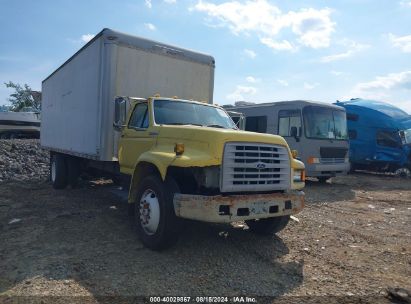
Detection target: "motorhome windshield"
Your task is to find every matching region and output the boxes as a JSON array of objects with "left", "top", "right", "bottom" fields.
[
  {"left": 303, "top": 106, "right": 348, "bottom": 140},
  {"left": 154, "top": 99, "right": 237, "bottom": 129}
]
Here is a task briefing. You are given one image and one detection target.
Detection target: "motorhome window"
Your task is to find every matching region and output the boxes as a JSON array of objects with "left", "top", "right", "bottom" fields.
[
  {"left": 278, "top": 110, "right": 301, "bottom": 137},
  {"left": 348, "top": 130, "right": 357, "bottom": 140},
  {"left": 347, "top": 113, "right": 359, "bottom": 121},
  {"left": 153, "top": 99, "right": 236, "bottom": 129},
  {"left": 376, "top": 130, "right": 400, "bottom": 148},
  {"left": 129, "top": 103, "right": 149, "bottom": 129},
  {"left": 245, "top": 116, "right": 267, "bottom": 133},
  {"left": 303, "top": 106, "right": 348, "bottom": 140}
]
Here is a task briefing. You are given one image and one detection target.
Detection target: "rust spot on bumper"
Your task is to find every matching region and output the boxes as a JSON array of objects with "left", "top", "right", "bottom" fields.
[{"left": 173, "top": 191, "right": 305, "bottom": 223}]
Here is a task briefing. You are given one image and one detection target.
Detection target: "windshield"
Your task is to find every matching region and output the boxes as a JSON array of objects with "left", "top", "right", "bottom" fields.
[
  {"left": 303, "top": 106, "right": 348, "bottom": 140},
  {"left": 153, "top": 99, "right": 237, "bottom": 129}
]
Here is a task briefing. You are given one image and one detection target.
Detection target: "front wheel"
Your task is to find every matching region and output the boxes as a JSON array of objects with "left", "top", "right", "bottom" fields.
[
  {"left": 134, "top": 175, "right": 181, "bottom": 250},
  {"left": 246, "top": 216, "right": 290, "bottom": 235},
  {"left": 395, "top": 167, "right": 411, "bottom": 178},
  {"left": 318, "top": 176, "right": 330, "bottom": 183}
]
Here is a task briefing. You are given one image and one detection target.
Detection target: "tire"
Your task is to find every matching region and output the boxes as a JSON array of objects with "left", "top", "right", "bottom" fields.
[
  {"left": 50, "top": 153, "right": 68, "bottom": 189},
  {"left": 66, "top": 156, "right": 81, "bottom": 188},
  {"left": 394, "top": 167, "right": 411, "bottom": 179},
  {"left": 246, "top": 216, "right": 290, "bottom": 235},
  {"left": 134, "top": 174, "right": 181, "bottom": 250},
  {"left": 318, "top": 177, "right": 329, "bottom": 183}
]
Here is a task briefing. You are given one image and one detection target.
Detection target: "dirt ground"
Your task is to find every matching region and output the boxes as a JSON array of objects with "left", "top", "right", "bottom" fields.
[{"left": 0, "top": 173, "right": 410, "bottom": 303}]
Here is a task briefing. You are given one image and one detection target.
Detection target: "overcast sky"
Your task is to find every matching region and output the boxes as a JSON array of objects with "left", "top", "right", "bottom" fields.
[{"left": 0, "top": 0, "right": 410, "bottom": 112}]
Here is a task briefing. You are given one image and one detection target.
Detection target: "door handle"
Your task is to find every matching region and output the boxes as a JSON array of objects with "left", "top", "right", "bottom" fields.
[{"left": 149, "top": 132, "right": 159, "bottom": 136}]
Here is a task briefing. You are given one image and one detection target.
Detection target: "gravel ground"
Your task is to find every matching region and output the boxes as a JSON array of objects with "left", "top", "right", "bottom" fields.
[
  {"left": 0, "top": 139, "right": 49, "bottom": 182},
  {"left": 0, "top": 140, "right": 410, "bottom": 303}
]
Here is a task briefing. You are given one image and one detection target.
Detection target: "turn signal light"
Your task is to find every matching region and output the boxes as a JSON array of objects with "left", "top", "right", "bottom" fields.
[
  {"left": 174, "top": 143, "right": 185, "bottom": 155},
  {"left": 307, "top": 157, "right": 320, "bottom": 164},
  {"left": 301, "top": 170, "right": 306, "bottom": 182}
]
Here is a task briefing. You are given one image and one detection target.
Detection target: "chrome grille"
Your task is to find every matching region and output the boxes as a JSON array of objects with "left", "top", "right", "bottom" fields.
[{"left": 221, "top": 142, "right": 291, "bottom": 192}]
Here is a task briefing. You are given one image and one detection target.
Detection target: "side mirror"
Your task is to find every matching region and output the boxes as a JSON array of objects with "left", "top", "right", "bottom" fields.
[
  {"left": 114, "top": 97, "right": 127, "bottom": 130},
  {"left": 399, "top": 130, "right": 406, "bottom": 145},
  {"left": 290, "top": 126, "right": 299, "bottom": 141}
]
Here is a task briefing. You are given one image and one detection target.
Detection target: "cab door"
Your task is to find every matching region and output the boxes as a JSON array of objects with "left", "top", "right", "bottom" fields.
[
  {"left": 277, "top": 109, "right": 302, "bottom": 154},
  {"left": 118, "top": 102, "right": 156, "bottom": 172}
]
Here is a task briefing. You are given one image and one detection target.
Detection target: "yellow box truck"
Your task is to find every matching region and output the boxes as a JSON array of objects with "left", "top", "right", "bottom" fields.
[{"left": 41, "top": 29, "right": 305, "bottom": 250}]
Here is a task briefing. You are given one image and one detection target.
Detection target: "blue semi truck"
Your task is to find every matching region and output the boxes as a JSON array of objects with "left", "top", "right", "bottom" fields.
[{"left": 336, "top": 98, "right": 411, "bottom": 177}]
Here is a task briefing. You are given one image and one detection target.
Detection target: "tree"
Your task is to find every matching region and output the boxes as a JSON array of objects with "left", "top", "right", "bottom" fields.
[{"left": 4, "top": 81, "right": 41, "bottom": 112}]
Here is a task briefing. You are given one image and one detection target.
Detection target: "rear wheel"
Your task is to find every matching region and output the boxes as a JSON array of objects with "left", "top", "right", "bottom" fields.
[
  {"left": 50, "top": 153, "right": 68, "bottom": 189},
  {"left": 66, "top": 156, "right": 81, "bottom": 187},
  {"left": 134, "top": 175, "right": 181, "bottom": 250},
  {"left": 246, "top": 216, "right": 290, "bottom": 235}
]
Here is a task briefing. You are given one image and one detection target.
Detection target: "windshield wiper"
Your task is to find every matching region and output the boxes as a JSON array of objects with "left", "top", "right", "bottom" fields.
[
  {"left": 206, "top": 124, "right": 227, "bottom": 129},
  {"left": 165, "top": 123, "right": 203, "bottom": 126}
]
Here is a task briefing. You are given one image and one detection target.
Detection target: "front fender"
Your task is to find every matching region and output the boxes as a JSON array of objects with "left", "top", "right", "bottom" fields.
[
  {"left": 291, "top": 158, "right": 305, "bottom": 170},
  {"left": 136, "top": 151, "right": 177, "bottom": 181},
  {"left": 291, "top": 158, "right": 305, "bottom": 190},
  {"left": 136, "top": 147, "right": 221, "bottom": 180},
  {"left": 128, "top": 149, "right": 221, "bottom": 203}
]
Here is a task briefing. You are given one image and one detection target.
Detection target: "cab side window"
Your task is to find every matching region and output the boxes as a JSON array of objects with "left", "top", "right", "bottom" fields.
[
  {"left": 278, "top": 110, "right": 301, "bottom": 137},
  {"left": 129, "top": 103, "right": 149, "bottom": 129},
  {"left": 245, "top": 116, "right": 267, "bottom": 133},
  {"left": 376, "top": 130, "right": 399, "bottom": 148}
]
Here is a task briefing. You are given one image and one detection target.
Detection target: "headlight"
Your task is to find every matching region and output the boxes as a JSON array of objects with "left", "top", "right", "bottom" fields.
[{"left": 293, "top": 169, "right": 305, "bottom": 182}]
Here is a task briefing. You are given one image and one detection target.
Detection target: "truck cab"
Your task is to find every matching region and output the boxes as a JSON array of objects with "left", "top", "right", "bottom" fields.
[
  {"left": 337, "top": 99, "right": 411, "bottom": 177},
  {"left": 114, "top": 96, "right": 305, "bottom": 249}
]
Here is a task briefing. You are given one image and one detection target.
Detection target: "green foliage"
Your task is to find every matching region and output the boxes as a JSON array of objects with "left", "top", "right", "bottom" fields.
[
  {"left": 0, "top": 104, "right": 11, "bottom": 112},
  {"left": 4, "top": 81, "right": 41, "bottom": 112}
]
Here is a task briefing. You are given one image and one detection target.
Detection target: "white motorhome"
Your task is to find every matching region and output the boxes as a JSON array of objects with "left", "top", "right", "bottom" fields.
[{"left": 227, "top": 100, "right": 350, "bottom": 182}]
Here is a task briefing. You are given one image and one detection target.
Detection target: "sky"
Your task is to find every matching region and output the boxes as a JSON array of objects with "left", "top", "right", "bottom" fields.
[{"left": 0, "top": 0, "right": 410, "bottom": 113}]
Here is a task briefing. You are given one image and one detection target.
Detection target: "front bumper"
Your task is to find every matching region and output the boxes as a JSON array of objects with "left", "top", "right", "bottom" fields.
[
  {"left": 173, "top": 190, "right": 304, "bottom": 223},
  {"left": 306, "top": 162, "right": 350, "bottom": 177}
]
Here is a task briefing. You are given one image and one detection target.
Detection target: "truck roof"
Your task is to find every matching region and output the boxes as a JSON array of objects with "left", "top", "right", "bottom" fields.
[
  {"left": 153, "top": 97, "right": 222, "bottom": 109},
  {"left": 43, "top": 28, "right": 215, "bottom": 83},
  {"left": 225, "top": 100, "right": 344, "bottom": 111},
  {"left": 338, "top": 98, "right": 409, "bottom": 119}
]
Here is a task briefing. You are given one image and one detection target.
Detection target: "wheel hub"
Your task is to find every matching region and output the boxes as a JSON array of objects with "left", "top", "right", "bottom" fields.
[{"left": 139, "top": 189, "right": 160, "bottom": 235}]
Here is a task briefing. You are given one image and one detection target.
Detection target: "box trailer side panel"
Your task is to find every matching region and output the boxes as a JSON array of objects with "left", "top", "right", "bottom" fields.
[
  {"left": 41, "top": 28, "right": 215, "bottom": 162},
  {"left": 115, "top": 45, "right": 214, "bottom": 102},
  {"left": 41, "top": 38, "right": 102, "bottom": 158}
]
